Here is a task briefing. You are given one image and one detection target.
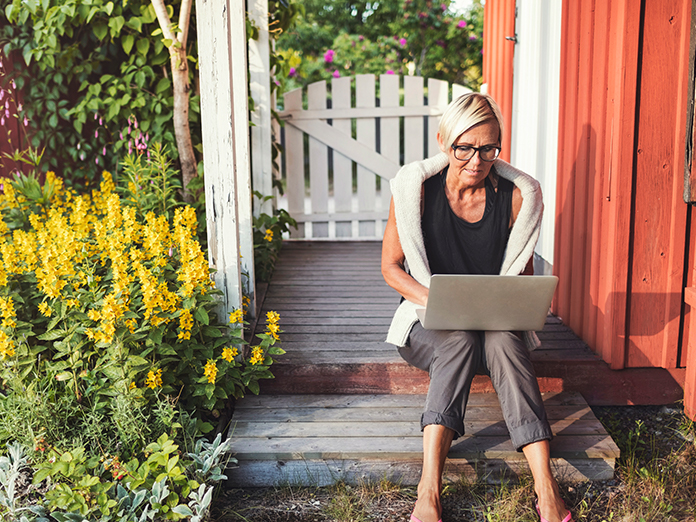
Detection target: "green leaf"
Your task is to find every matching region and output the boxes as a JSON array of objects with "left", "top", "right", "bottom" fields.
[
  {"left": 155, "top": 77, "right": 171, "bottom": 94},
  {"left": 172, "top": 505, "right": 193, "bottom": 517},
  {"left": 104, "top": 1, "right": 114, "bottom": 16},
  {"left": 136, "top": 38, "right": 150, "bottom": 56},
  {"left": 109, "top": 16, "right": 125, "bottom": 37},
  {"left": 122, "top": 34, "right": 135, "bottom": 54},
  {"left": 126, "top": 17, "right": 143, "bottom": 33},
  {"left": 93, "top": 21, "right": 108, "bottom": 41},
  {"left": 202, "top": 326, "right": 222, "bottom": 338},
  {"left": 247, "top": 380, "right": 260, "bottom": 395},
  {"left": 194, "top": 306, "right": 209, "bottom": 325}
]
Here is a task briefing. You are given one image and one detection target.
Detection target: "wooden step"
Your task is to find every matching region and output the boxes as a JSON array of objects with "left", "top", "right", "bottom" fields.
[{"left": 227, "top": 391, "right": 620, "bottom": 486}]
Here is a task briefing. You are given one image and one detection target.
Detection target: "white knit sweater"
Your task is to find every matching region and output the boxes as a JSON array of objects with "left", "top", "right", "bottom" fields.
[{"left": 385, "top": 152, "right": 544, "bottom": 350}]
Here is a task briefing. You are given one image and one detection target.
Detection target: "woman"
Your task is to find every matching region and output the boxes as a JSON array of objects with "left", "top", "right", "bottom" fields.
[{"left": 381, "top": 93, "right": 572, "bottom": 522}]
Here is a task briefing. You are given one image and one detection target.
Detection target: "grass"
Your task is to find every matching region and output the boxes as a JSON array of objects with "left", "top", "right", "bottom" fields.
[{"left": 211, "top": 406, "right": 696, "bottom": 522}]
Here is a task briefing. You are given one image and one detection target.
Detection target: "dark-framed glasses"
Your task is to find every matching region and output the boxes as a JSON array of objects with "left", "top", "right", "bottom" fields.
[{"left": 450, "top": 144, "right": 501, "bottom": 162}]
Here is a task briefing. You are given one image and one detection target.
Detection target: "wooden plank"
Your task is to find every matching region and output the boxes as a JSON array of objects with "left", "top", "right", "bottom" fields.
[
  {"left": 427, "top": 78, "right": 449, "bottom": 157},
  {"left": 284, "top": 88, "right": 306, "bottom": 238},
  {"left": 404, "top": 75, "right": 424, "bottom": 164},
  {"left": 229, "top": 434, "right": 617, "bottom": 461},
  {"left": 308, "top": 81, "right": 330, "bottom": 237},
  {"left": 279, "top": 106, "right": 448, "bottom": 120},
  {"left": 379, "top": 74, "right": 400, "bottom": 234},
  {"left": 232, "top": 404, "right": 596, "bottom": 423},
  {"left": 451, "top": 83, "right": 472, "bottom": 100},
  {"left": 231, "top": 419, "right": 609, "bottom": 439},
  {"left": 195, "top": 0, "right": 246, "bottom": 315},
  {"left": 248, "top": 0, "right": 274, "bottom": 217},
  {"left": 332, "top": 76, "right": 354, "bottom": 238},
  {"left": 356, "top": 75, "right": 377, "bottom": 237},
  {"left": 235, "top": 391, "right": 587, "bottom": 409},
  {"left": 227, "top": 457, "right": 616, "bottom": 487}
]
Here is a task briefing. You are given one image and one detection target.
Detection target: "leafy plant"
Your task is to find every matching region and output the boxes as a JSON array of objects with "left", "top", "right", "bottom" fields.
[{"left": 252, "top": 191, "right": 297, "bottom": 282}]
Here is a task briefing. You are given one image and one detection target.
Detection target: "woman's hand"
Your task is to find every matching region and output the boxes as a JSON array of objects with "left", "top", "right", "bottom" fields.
[{"left": 382, "top": 197, "right": 429, "bottom": 307}]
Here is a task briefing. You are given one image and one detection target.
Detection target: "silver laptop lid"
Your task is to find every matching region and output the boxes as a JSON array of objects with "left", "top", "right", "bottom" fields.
[{"left": 416, "top": 275, "right": 558, "bottom": 331}]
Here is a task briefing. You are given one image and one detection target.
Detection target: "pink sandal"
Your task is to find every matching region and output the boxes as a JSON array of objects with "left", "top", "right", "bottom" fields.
[
  {"left": 535, "top": 502, "right": 573, "bottom": 522},
  {"left": 410, "top": 514, "right": 442, "bottom": 522}
]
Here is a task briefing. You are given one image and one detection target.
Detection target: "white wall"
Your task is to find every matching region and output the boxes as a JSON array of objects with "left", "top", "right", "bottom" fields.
[{"left": 510, "top": 0, "right": 562, "bottom": 274}]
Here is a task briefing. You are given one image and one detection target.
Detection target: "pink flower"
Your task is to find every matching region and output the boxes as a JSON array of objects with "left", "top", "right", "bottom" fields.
[
  {"left": 95, "top": 130, "right": 99, "bottom": 138},
  {"left": 10, "top": 80, "right": 15, "bottom": 89},
  {"left": 102, "top": 146, "right": 106, "bottom": 155},
  {"left": 324, "top": 49, "right": 335, "bottom": 63},
  {"left": 17, "top": 103, "right": 22, "bottom": 111},
  {"left": 333, "top": 70, "right": 340, "bottom": 78},
  {"left": 1, "top": 117, "right": 5, "bottom": 126},
  {"left": 99, "top": 117, "right": 103, "bottom": 125},
  {"left": 469, "top": 35, "right": 477, "bottom": 41},
  {"left": 77, "top": 143, "right": 80, "bottom": 150},
  {"left": 418, "top": 12, "right": 426, "bottom": 19},
  {"left": 289, "top": 67, "right": 296, "bottom": 77},
  {"left": 441, "top": 3, "right": 447, "bottom": 10},
  {"left": 80, "top": 152, "right": 85, "bottom": 161},
  {"left": 457, "top": 20, "right": 467, "bottom": 28},
  {"left": 134, "top": 119, "right": 138, "bottom": 129},
  {"left": 386, "top": 70, "right": 395, "bottom": 75},
  {"left": 399, "top": 38, "right": 407, "bottom": 47},
  {"left": 119, "top": 131, "right": 123, "bottom": 140},
  {"left": 94, "top": 113, "right": 98, "bottom": 120},
  {"left": 359, "top": 35, "right": 364, "bottom": 41},
  {"left": 0, "top": 90, "right": 4, "bottom": 101},
  {"left": 23, "top": 116, "right": 28, "bottom": 126},
  {"left": 95, "top": 157, "right": 99, "bottom": 165}
]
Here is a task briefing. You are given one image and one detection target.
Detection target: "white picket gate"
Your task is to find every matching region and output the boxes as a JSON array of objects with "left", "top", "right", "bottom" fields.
[{"left": 278, "top": 74, "right": 472, "bottom": 239}]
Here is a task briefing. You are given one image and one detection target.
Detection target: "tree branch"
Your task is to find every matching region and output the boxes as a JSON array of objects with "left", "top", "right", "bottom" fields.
[
  {"left": 178, "top": 0, "right": 193, "bottom": 51},
  {"left": 150, "top": 0, "right": 178, "bottom": 44}
]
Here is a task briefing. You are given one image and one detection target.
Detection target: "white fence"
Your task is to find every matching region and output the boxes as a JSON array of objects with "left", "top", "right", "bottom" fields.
[{"left": 278, "top": 74, "right": 472, "bottom": 239}]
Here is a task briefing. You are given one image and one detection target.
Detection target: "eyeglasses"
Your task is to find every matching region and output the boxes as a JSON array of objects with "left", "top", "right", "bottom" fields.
[{"left": 450, "top": 144, "right": 501, "bottom": 162}]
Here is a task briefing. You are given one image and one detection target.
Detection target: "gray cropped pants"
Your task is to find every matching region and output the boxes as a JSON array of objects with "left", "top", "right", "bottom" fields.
[{"left": 399, "top": 323, "right": 553, "bottom": 450}]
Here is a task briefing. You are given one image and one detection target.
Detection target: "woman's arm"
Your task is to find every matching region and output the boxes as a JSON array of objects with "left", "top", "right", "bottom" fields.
[
  {"left": 511, "top": 186, "right": 535, "bottom": 275},
  {"left": 381, "top": 197, "right": 429, "bottom": 307}
]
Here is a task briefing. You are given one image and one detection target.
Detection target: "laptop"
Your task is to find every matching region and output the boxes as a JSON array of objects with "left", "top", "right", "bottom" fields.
[{"left": 415, "top": 274, "right": 559, "bottom": 331}]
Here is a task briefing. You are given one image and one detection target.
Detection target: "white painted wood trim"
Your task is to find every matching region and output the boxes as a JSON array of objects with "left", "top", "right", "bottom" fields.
[
  {"left": 286, "top": 119, "right": 400, "bottom": 181},
  {"left": 289, "top": 211, "right": 389, "bottom": 223},
  {"left": 279, "top": 106, "right": 447, "bottom": 120},
  {"left": 195, "top": 0, "right": 244, "bottom": 318},
  {"left": 331, "top": 76, "right": 354, "bottom": 239},
  {"left": 229, "top": 1, "right": 256, "bottom": 316},
  {"left": 308, "top": 81, "right": 329, "bottom": 237},
  {"left": 404, "top": 75, "right": 424, "bottom": 164},
  {"left": 248, "top": 0, "right": 274, "bottom": 217}
]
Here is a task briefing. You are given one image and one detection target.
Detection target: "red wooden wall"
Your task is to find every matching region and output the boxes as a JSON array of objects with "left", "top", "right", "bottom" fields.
[
  {"left": 482, "top": 0, "right": 516, "bottom": 162},
  {"left": 554, "top": 0, "right": 693, "bottom": 372}
]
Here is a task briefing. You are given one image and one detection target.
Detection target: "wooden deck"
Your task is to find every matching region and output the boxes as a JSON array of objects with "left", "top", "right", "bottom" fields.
[{"left": 226, "top": 242, "right": 627, "bottom": 486}]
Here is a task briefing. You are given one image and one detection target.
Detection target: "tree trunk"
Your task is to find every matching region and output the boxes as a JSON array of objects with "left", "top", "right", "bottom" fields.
[
  {"left": 170, "top": 46, "right": 197, "bottom": 203},
  {"left": 151, "top": 0, "right": 196, "bottom": 203}
]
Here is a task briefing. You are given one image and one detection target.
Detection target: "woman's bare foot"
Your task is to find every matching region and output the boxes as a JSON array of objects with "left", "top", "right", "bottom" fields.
[{"left": 411, "top": 485, "right": 441, "bottom": 522}]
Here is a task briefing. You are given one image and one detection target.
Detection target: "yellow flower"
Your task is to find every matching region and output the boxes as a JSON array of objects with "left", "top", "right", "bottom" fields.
[
  {"left": 0, "top": 296, "right": 16, "bottom": 329},
  {"left": 65, "top": 298, "right": 79, "bottom": 308},
  {"left": 249, "top": 346, "right": 264, "bottom": 365},
  {"left": 88, "top": 310, "right": 101, "bottom": 321},
  {"left": 242, "top": 295, "right": 251, "bottom": 312},
  {"left": 125, "top": 318, "right": 137, "bottom": 334},
  {"left": 266, "top": 311, "right": 280, "bottom": 324},
  {"left": 229, "top": 309, "right": 244, "bottom": 324},
  {"left": 222, "top": 346, "right": 238, "bottom": 362},
  {"left": 203, "top": 359, "right": 218, "bottom": 383},
  {"left": 145, "top": 368, "right": 163, "bottom": 389},
  {"left": 0, "top": 330, "right": 15, "bottom": 359},
  {"left": 264, "top": 229, "right": 273, "bottom": 242},
  {"left": 129, "top": 381, "right": 136, "bottom": 390},
  {"left": 178, "top": 308, "right": 193, "bottom": 340},
  {"left": 38, "top": 302, "right": 52, "bottom": 317}
]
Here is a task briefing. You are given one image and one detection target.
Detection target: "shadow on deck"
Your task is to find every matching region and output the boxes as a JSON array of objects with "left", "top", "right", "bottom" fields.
[{"left": 254, "top": 241, "right": 684, "bottom": 405}]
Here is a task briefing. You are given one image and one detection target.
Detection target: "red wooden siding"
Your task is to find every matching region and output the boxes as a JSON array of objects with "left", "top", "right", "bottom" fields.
[
  {"left": 483, "top": 0, "right": 516, "bottom": 162},
  {"left": 554, "top": 0, "right": 693, "bottom": 372}
]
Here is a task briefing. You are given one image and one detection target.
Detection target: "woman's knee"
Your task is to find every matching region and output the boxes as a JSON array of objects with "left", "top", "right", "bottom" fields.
[{"left": 483, "top": 331, "right": 529, "bottom": 365}]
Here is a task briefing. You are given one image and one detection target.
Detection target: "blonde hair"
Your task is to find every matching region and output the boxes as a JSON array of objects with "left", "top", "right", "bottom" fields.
[{"left": 438, "top": 92, "right": 504, "bottom": 149}]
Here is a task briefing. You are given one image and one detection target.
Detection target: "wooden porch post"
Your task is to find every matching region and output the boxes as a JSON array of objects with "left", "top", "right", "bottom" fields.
[
  {"left": 195, "top": 0, "right": 256, "bottom": 319},
  {"left": 248, "top": 0, "right": 274, "bottom": 217}
]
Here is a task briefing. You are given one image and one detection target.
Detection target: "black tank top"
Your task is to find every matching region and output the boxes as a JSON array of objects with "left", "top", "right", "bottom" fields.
[{"left": 421, "top": 167, "right": 513, "bottom": 275}]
